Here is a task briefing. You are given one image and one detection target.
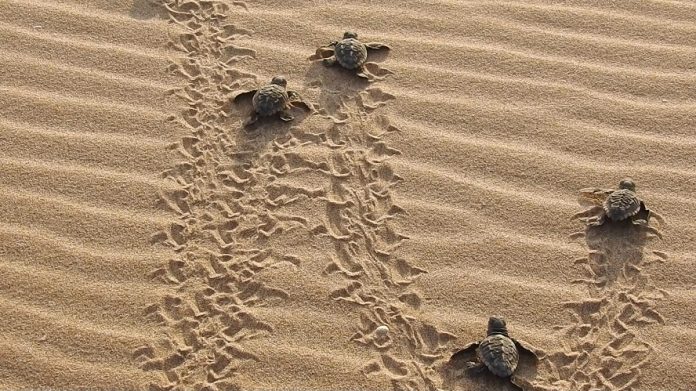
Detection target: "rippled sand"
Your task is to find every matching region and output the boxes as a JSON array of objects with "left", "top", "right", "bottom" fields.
[{"left": 1, "top": 1, "right": 694, "bottom": 390}]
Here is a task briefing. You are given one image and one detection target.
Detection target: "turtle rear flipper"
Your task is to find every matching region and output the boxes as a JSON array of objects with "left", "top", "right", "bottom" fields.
[
  {"left": 365, "top": 42, "right": 391, "bottom": 51},
  {"left": 243, "top": 112, "right": 260, "bottom": 127},
  {"left": 510, "top": 374, "right": 535, "bottom": 391},
  {"left": 464, "top": 361, "right": 487, "bottom": 376},
  {"left": 355, "top": 63, "right": 393, "bottom": 82},
  {"left": 633, "top": 201, "right": 650, "bottom": 223},
  {"left": 355, "top": 66, "right": 371, "bottom": 80},
  {"left": 632, "top": 202, "right": 664, "bottom": 239},
  {"left": 235, "top": 89, "right": 259, "bottom": 128},
  {"left": 649, "top": 208, "right": 666, "bottom": 226},
  {"left": 322, "top": 56, "right": 338, "bottom": 67},
  {"left": 367, "top": 62, "right": 394, "bottom": 80},
  {"left": 634, "top": 201, "right": 666, "bottom": 226},
  {"left": 278, "top": 110, "right": 294, "bottom": 122}
]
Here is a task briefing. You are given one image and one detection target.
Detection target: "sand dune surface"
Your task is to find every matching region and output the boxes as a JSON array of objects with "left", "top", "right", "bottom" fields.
[{"left": 1, "top": 1, "right": 695, "bottom": 390}]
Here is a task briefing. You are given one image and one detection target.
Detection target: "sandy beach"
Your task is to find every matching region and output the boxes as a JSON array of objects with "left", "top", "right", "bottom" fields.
[{"left": 1, "top": 0, "right": 695, "bottom": 390}]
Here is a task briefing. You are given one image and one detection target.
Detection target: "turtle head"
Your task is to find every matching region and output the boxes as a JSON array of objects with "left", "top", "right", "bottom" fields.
[
  {"left": 487, "top": 316, "right": 508, "bottom": 336},
  {"left": 619, "top": 178, "right": 636, "bottom": 192},
  {"left": 270, "top": 76, "right": 287, "bottom": 88},
  {"left": 343, "top": 31, "right": 358, "bottom": 39}
]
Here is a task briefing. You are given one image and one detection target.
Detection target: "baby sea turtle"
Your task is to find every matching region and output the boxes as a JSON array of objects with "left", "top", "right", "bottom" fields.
[
  {"left": 232, "top": 76, "right": 311, "bottom": 127},
  {"left": 573, "top": 178, "right": 664, "bottom": 233},
  {"left": 451, "top": 316, "right": 539, "bottom": 379},
  {"left": 313, "top": 31, "right": 390, "bottom": 80},
  {"left": 604, "top": 178, "right": 642, "bottom": 222}
]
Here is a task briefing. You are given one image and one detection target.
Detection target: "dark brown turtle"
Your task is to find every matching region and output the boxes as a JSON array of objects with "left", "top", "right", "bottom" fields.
[
  {"left": 573, "top": 178, "right": 664, "bottom": 234},
  {"left": 604, "top": 178, "right": 641, "bottom": 222},
  {"left": 232, "top": 76, "right": 311, "bottom": 127},
  {"left": 451, "top": 317, "right": 539, "bottom": 379},
  {"left": 313, "top": 31, "right": 390, "bottom": 80}
]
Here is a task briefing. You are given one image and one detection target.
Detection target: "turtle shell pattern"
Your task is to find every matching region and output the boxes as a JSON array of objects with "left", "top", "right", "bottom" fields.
[
  {"left": 603, "top": 188, "right": 641, "bottom": 221},
  {"left": 252, "top": 84, "right": 289, "bottom": 116},
  {"left": 477, "top": 334, "right": 519, "bottom": 377},
  {"left": 334, "top": 38, "right": 368, "bottom": 69}
]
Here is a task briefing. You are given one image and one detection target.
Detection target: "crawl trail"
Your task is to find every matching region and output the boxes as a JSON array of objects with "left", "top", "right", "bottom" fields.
[
  {"left": 134, "top": 1, "right": 317, "bottom": 389},
  {"left": 541, "top": 213, "right": 668, "bottom": 391},
  {"left": 308, "top": 76, "right": 457, "bottom": 390}
]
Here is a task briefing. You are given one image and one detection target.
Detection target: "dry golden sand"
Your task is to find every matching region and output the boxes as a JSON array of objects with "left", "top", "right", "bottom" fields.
[{"left": 1, "top": 0, "right": 695, "bottom": 390}]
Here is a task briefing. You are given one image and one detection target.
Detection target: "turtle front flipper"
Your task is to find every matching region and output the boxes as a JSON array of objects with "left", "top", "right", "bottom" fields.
[
  {"left": 309, "top": 46, "right": 336, "bottom": 61},
  {"left": 365, "top": 42, "right": 391, "bottom": 52},
  {"left": 571, "top": 205, "right": 602, "bottom": 221},
  {"left": 232, "top": 89, "right": 258, "bottom": 104},
  {"left": 355, "top": 65, "right": 371, "bottom": 80},
  {"left": 288, "top": 99, "right": 313, "bottom": 113},
  {"left": 510, "top": 339, "right": 543, "bottom": 390},
  {"left": 578, "top": 187, "right": 614, "bottom": 207},
  {"left": 450, "top": 341, "right": 479, "bottom": 362},
  {"left": 287, "top": 91, "right": 314, "bottom": 113},
  {"left": 512, "top": 338, "right": 543, "bottom": 360}
]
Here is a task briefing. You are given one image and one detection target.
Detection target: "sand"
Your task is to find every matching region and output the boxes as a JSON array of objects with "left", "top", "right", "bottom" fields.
[{"left": 1, "top": 0, "right": 694, "bottom": 390}]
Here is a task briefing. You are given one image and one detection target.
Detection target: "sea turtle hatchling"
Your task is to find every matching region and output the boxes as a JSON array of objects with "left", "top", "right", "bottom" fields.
[
  {"left": 572, "top": 178, "right": 664, "bottom": 232},
  {"left": 313, "top": 31, "right": 390, "bottom": 80},
  {"left": 232, "top": 76, "right": 312, "bottom": 127},
  {"left": 450, "top": 316, "right": 540, "bottom": 379}
]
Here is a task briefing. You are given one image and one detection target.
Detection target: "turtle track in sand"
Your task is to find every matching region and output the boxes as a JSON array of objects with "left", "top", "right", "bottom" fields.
[
  {"left": 538, "top": 208, "right": 669, "bottom": 391},
  {"left": 142, "top": 0, "right": 458, "bottom": 387},
  {"left": 132, "top": 1, "right": 451, "bottom": 389},
  {"left": 303, "top": 54, "right": 458, "bottom": 390},
  {"left": 133, "top": 1, "right": 313, "bottom": 389}
]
